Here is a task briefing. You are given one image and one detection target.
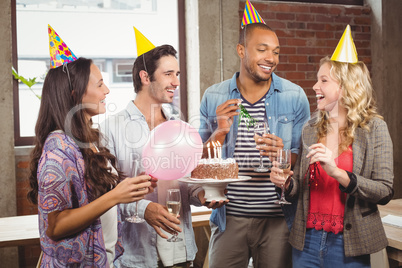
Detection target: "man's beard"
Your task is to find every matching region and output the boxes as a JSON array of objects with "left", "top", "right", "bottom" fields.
[{"left": 244, "top": 58, "right": 274, "bottom": 82}]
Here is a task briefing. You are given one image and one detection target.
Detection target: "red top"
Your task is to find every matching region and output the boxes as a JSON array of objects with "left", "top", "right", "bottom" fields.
[{"left": 306, "top": 146, "right": 353, "bottom": 234}]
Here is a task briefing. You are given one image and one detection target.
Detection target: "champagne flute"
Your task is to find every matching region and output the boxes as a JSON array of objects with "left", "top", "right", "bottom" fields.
[
  {"left": 254, "top": 120, "right": 270, "bottom": 172},
  {"left": 166, "top": 189, "right": 183, "bottom": 242},
  {"left": 125, "top": 160, "right": 146, "bottom": 223},
  {"left": 275, "top": 149, "right": 292, "bottom": 205}
]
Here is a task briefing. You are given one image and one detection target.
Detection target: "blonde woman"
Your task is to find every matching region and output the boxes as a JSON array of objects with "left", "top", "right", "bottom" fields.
[{"left": 270, "top": 56, "right": 394, "bottom": 267}]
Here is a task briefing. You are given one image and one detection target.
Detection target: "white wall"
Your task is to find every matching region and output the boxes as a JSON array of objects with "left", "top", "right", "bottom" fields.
[{"left": 17, "top": 0, "right": 179, "bottom": 58}]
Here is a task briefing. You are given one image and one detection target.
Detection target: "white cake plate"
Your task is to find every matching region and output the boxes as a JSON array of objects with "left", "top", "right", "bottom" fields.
[{"left": 178, "top": 176, "right": 252, "bottom": 202}]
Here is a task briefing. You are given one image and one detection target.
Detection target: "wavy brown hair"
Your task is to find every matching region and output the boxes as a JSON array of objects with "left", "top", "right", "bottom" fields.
[
  {"left": 28, "top": 58, "right": 124, "bottom": 204},
  {"left": 314, "top": 56, "right": 383, "bottom": 151}
]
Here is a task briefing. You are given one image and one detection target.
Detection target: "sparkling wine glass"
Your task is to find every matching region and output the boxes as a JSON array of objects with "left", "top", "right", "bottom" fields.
[
  {"left": 125, "top": 160, "right": 146, "bottom": 223},
  {"left": 275, "top": 149, "right": 292, "bottom": 205},
  {"left": 166, "top": 189, "right": 183, "bottom": 242},
  {"left": 254, "top": 120, "right": 270, "bottom": 172}
]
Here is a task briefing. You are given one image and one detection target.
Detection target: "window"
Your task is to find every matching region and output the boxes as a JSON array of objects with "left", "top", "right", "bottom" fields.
[
  {"left": 13, "top": 0, "right": 184, "bottom": 145},
  {"left": 16, "top": 0, "right": 158, "bottom": 11},
  {"left": 113, "top": 60, "right": 135, "bottom": 83},
  {"left": 273, "top": 0, "right": 363, "bottom": 5}
]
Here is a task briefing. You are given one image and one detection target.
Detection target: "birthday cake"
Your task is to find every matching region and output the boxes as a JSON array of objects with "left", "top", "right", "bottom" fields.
[{"left": 191, "top": 158, "right": 239, "bottom": 180}]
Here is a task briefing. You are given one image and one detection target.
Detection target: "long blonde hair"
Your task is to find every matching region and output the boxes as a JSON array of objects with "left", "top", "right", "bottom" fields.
[{"left": 314, "top": 56, "right": 382, "bottom": 151}]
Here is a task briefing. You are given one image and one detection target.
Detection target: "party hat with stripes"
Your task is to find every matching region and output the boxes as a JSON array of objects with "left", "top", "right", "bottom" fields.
[
  {"left": 241, "top": 0, "right": 266, "bottom": 29},
  {"left": 331, "top": 25, "right": 358, "bottom": 63}
]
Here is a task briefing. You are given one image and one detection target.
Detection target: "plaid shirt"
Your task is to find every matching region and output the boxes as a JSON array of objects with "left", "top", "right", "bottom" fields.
[{"left": 288, "top": 116, "right": 394, "bottom": 257}]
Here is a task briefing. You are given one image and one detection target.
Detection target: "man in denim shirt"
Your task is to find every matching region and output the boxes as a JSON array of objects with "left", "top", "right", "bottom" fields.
[
  {"left": 198, "top": 23, "right": 310, "bottom": 267},
  {"left": 101, "top": 45, "right": 223, "bottom": 268}
]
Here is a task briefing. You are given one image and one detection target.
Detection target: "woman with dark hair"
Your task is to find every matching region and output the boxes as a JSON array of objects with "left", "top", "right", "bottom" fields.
[{"left": 28, "top": 57, "right": 153, "bottom": 267}]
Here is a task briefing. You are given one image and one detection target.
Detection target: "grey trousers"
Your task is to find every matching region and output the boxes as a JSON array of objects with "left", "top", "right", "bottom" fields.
[{"left": 208, "top": 215, "right": 292, "bottom": 268}]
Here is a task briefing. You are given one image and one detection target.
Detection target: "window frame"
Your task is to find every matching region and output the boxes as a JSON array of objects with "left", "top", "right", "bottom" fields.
[
  {"left": 12, "top": 0, "right": 34, "bottom": 146},
  {"left": 113, "top": 60, "right": 135, "bottom": 83}
]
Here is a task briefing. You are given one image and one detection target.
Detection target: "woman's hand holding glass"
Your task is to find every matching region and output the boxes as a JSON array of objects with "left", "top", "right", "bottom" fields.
[
  {"left": 112, "top": 175, "right": 151, "bottom": 204},
  {"left": 125, "top": 161, "right": 154, "bottom": 223},
  {"left": 271, "top": 149, "right": 292, "bottom": 205},
  {"left": 270, "top": 165, "right": 293, "bottom": 190}
]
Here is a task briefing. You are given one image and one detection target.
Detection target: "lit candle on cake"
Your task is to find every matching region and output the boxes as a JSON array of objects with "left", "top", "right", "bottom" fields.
[
  {"left": 212, "top": 141, "right": 217, "bottom": 159},
  {"left": 207, "top": 142, "right": 211, "bottom": 160},
  {"left": 216, "top": 141, "right": 222, "bottom": 159}
]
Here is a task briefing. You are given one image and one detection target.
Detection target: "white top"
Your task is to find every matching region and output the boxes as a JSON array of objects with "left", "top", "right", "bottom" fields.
[
  {"left": 96, "top": 146, "right": 118, "bottom": 267},
  {"left": 100, "top": 206, "right": 118, "bottom": 267}
]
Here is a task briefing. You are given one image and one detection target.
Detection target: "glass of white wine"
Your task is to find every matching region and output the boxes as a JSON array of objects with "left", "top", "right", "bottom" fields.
[
  {"left": 274, "top": 149, "right": 292, "bottom": 205},
  {"left": 125, "top": 160, "right": 146, "bottom": 223},
  {"left": 166, "top": 189, "right": 183, "bottom": 242},
  {"left": 254, "top": 120, "right": 270, "bottom": 172}
]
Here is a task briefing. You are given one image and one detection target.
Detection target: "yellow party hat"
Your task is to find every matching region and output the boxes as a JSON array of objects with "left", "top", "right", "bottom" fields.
[
  {"left": 134, "top": 27, "right": 155, "bottom": 57},
  {"left": 331, "top": 25, "right": 358, "bottom": 63}
]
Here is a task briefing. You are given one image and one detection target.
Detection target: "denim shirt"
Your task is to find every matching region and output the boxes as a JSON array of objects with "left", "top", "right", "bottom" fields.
[
  {"left": 100, "top": 101, "right": 203, "bottom": 268},
  {"left": 199, "top": 72, "right": 310, "bottom": 232}
]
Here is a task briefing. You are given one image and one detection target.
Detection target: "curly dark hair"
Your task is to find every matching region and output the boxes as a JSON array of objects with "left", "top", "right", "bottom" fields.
[{"left": 28, "top": 57, "right": 124, "bottom": 204}]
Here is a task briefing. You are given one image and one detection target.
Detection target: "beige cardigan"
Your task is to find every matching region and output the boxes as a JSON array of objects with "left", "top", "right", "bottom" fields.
[{"left": 287, "top": 116, "right": 394, "bottom": 257}]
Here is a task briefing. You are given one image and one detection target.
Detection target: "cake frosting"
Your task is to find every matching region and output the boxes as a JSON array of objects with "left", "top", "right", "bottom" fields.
[{"left": 191, "top": 158, "right": 239, "bottom": 180}]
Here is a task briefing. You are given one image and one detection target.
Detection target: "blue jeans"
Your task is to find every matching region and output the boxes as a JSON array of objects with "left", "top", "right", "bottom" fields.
[{"left": 292, "top": 228, "right": 370, "bottom": 268}]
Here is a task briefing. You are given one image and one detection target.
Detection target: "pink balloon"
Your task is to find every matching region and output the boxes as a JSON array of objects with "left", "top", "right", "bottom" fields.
[{"left": 142, "top": 120, "right": 203, "bottom": 180}]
